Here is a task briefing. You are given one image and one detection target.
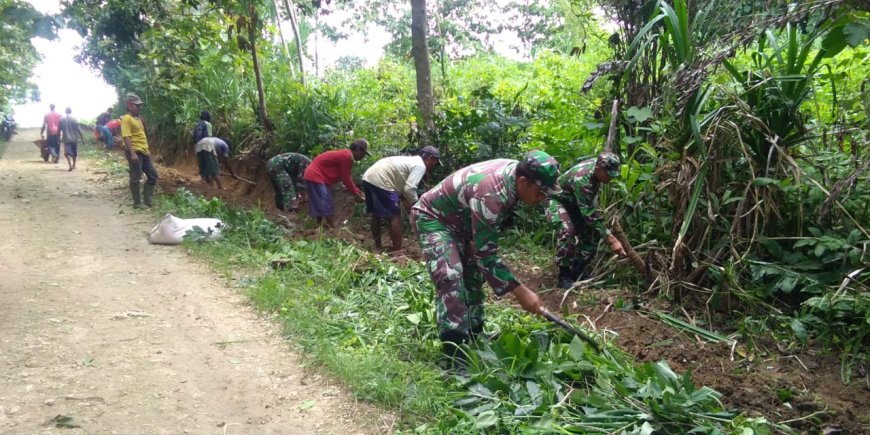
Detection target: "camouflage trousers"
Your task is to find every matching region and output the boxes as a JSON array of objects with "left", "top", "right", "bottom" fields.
[
  {"left": 267, "top": 157, "right": 308, "bottom": 211},
  {"left": 545, "top": 200, "right": 598, "bottom": 269},
  {"left": 413, "top": 214, "right": 485, "bottom": 340}
]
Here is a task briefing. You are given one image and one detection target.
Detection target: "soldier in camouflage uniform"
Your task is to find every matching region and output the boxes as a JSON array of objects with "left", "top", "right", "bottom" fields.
[
  {"left": 546, "top": 152, "right": 626, "bottom": 289},
  {"left": 411, "top": 151, "right": 562, "bottom": 368},
  {"left": 267, "top": 152, "right": 311, "bottom": 212}
]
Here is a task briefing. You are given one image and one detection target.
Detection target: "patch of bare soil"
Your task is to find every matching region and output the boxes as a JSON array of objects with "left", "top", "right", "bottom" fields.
[
  {"left": 145, "top": 142, "right": 868, "bottom": 433},
  {"left": 0, "top": 131, "right": 390, "bottom": 434},
  {"left": 539, "top": 285, "right": 870, "bottom": 434}
]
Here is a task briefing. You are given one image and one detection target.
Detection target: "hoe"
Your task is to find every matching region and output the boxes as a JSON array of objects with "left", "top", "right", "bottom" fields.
[{"left": 540, "top": 308, "right": 602, "bottom": 353}]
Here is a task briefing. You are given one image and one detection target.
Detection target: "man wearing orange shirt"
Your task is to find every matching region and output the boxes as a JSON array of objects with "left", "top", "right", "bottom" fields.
[{"left": 302, "top": 139, "right": 370, "bottom": 228}]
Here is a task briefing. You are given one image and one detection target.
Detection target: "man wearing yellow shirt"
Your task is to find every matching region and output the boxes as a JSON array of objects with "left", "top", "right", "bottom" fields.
[{"left": 121, "top": 93, "right": 159, "bottom": 209}]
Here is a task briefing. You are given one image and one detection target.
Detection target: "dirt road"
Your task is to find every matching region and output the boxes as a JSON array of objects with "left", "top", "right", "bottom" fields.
[{"left": 0, "top": 130, "right": 384, "bottom": 434}]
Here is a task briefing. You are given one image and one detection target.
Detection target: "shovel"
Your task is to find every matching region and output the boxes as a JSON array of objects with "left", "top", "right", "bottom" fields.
[
  {"left": 222, "top": 172, "right": 256, "bottom": 186},
  {"left": 540, "top": 308, "right": 601, "bottom": 353}
]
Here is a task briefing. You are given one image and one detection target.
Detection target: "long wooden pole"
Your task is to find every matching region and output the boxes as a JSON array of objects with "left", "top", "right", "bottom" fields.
[
  {"left": 282, "top": 0, "right": 306, "bottom": 87},
  {"left": 603, "top": 99, "right": 652, "bottom": 288},
  {"left": 271, "top": 0, "right": 295, "bottom": 77},
  {"left": 604, "top": 99, "right": 619, "bottom": 153}
]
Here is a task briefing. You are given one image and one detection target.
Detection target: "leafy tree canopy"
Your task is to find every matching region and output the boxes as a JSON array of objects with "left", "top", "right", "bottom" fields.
[
  {"left": 329, "top": 0, "right": 601, "bottom": 60},
  {"left": 0, "top": 0, "right": 59, "bottom": 110}
]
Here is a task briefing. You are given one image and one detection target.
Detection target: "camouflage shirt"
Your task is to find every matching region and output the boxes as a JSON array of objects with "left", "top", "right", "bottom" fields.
[
  {"left": 413, "top": 159, "right": 521, "bottom": 295},
  {"left": 267, "top": 152, "right": 310, "bottom": 176},
  {"left": 552, "top": 158, "right": 610, "bottom": 238}
]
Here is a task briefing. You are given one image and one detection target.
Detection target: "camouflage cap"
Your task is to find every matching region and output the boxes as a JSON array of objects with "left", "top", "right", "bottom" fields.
[
  {"left": 522, "top": 150, "right": 562, "bottom": 195},
  {"left": 596, "top": 152, "right": 621, "bottom": 178}
]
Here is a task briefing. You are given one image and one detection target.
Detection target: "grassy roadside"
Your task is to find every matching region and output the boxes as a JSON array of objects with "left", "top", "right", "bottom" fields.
[
  {"left": 0, "top": 134, "right": 12, "bottom": 157},
  {"left": 83, "top": 152, "right": 128, "bottom": 180},
  {"left": 143, "top": 186, "right": 774, "bottom": 434}
]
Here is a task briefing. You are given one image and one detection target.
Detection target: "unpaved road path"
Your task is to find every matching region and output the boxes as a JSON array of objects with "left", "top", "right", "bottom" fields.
[{"left": 0, "top": 130, "right": 384, "bottom": 434}]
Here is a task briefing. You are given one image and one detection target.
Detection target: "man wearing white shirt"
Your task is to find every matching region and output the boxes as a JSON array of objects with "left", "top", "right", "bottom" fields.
[{"left": 362, "top": 146, "right": 442, "bottom": 252}]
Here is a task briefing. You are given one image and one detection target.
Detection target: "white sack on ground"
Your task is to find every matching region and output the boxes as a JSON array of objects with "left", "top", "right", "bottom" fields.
[{"left": 148, "top": 214, "right": 224, "bottom": 245}]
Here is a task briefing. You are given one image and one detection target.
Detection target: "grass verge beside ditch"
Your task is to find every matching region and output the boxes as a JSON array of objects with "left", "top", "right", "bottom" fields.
[{"left": 148, "top": 187, "right": 779, "bottom": 434}]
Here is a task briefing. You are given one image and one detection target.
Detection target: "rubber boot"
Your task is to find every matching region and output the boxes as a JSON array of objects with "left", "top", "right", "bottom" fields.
[
  {"left": 469, "top": 324, "right": 483, "bottom": 342},
  {"left": 130, "top": 183, "right": 144, "bottom": 209},
  {"left": 558, "top": 266, "right": 575, "bottom": 289},
  {"left": 143, "top": 184, "right": 155, "bottom": 208},
  {"left": 470, "top": 324, "right": 500, "bottom": 343},
  {"left": 440, "top": 331, "right": 469, "bottom": 376},
  {"left": 571, "top": 261, "right": 589, "bottom": 282},
  {"left": 442, "top": 342, "right": 468, "bottom": 376}
]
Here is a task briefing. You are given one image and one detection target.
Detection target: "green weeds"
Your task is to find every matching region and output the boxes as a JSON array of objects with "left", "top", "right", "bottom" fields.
[
  {"left": 157, "top": 188, "right": 772, "bottom": 433},
  {"left": 81, "top": 147, "right": 128, "bottom": 177},
  {"left": 799, "top": 289, "right": 870, "bottom": 384}
]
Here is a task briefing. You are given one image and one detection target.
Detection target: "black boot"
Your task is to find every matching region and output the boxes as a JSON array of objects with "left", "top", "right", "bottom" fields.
[
  {"left": 130, "top": 182, "right": 143, "bottom": 209},
  {"left": 558, "top": 266, "right": 575, "bottom": 289},
  {"left": 571, "top": 261, "right": 589, "bottom": 282},
  {"left": 440, "top": 331, "right": 469, "bottom": 376},
  {"left": 469, "top": 324, "right": 483, "bottom": 341},
  {"left": 470, "top": 324, "right": 500, "bottom": 342},
  {"left": 143, "top": 184, "right": 155, "bottom": 208}
]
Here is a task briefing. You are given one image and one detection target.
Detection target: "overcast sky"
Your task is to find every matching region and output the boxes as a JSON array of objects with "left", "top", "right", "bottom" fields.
[{"left": 14, "top": 1, "right": 115, "bottom": 127}]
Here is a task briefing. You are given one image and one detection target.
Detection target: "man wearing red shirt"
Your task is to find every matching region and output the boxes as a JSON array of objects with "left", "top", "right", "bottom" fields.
[
  {"left": 303, "top": 139, "right": 370, "bottom": 228},
  {"left": 40, "top": 104, "right": 63, "bottom": 163}
]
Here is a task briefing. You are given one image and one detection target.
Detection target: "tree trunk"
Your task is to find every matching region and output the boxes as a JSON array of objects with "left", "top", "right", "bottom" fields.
[
  {"left": 604, "top": 99, "right": 619, "bottom": 154},
  {"left": 435, "top": 1, "right": 447, "bottom": 84},
  {"left": 282, "top": 0, "right": 306, "bottom": 87},
  {"left": 248, "top": 7, "right": 274, "bottom": 131},
  {"left": 314, "top": 14, "right": 320, "bottom": 77},
  {"left": 410, "top": 0, "right": 436, "bottom": 147},
  {"left": 272, "top": 0, "right": 295, "bottom": 77}
]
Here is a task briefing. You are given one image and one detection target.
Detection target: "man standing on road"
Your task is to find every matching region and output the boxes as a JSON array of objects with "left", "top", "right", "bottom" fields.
[
  {"left": 361, "top": 146, "right": 441, "bottom": 253},
  {"left": 58, "top": 107, "right": 84, "bottom": 171},
  {"left": 267, "top": 152, "right": 311, "bottom": 212},
  {"left": 121, "top": 93, "right": 158, "bottom": 209},
  {"left": 40, "top": 104, "right": 63, "bottom": 163},
  {"left": 547, "top": 152, "right": 626, "bottom": 289},
  {"left": 410, "top": 150, "right": 562, "bottom": 372},
  {"left": 302, "top": 139, "right": 369, "bottom": 228}
]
